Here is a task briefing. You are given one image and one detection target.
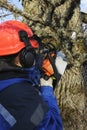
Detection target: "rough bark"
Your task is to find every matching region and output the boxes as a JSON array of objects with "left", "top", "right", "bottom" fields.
[
  {"left": 0, "top": 1, "right": 87, "bottom": 23},
  {"left": 22, "top": 1, "right": 87, "bottom": 130},
  {"left": 81, "top": 12, "right": 87, "bottom": 24}
]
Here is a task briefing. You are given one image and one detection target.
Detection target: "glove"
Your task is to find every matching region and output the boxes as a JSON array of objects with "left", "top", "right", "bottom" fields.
[
  {"left": 40, "top": 77, "right": 53, "bottom": 88},
  {"left": 55, "top": 56, "right": 67, "bottom": 75}
]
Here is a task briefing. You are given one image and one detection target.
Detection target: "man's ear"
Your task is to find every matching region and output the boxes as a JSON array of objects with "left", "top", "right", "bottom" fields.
[{"left": 14, "top": 54, "right": 22, "bottom": 67}]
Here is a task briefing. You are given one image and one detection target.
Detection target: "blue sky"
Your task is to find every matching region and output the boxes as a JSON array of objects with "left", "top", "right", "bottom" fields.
[
  {"left": 80, "top": 0, "right": 87, "bottom": 13},
  {"left": 8, "top": 0, "right": 23, "bottom": 10}
]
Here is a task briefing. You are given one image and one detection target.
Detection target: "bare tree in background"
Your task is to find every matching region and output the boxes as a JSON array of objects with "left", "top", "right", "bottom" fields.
[{"left": 0, "top": 0, "right": 87, "bottom": 130}]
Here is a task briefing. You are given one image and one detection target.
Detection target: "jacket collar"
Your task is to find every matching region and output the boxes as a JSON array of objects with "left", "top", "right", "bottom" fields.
[{"left": 0, "top": 61, "right": 41, "bottom": 91}]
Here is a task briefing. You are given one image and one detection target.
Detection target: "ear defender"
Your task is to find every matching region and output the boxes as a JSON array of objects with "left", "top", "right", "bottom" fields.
[
  {"left": 18, "top": 30, "right": 35, "bottom": 68},
  {"left": 19, "top": 48, "right": 35, "bottom": 68}
]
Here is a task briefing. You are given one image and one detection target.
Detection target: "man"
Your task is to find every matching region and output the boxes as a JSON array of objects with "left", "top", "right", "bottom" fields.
[{"left": 0, "top": 20, "right": 63, "bottom": 130}]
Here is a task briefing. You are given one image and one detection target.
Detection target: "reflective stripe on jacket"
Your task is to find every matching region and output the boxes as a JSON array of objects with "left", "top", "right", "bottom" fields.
[{"left": 0, "top": 104, "right": 16, "bottom": 130}]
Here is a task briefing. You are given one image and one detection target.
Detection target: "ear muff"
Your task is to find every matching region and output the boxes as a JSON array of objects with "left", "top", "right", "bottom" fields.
[
  {"left": 18, "top": 30, "right": 35, "bottom": 68},
  {"left": 19, "top": 47, "right": 35, "bottom": 68}
]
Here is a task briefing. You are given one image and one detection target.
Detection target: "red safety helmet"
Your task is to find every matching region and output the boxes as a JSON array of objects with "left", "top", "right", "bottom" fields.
[{"left": 0, "top": 20, "right": 39, "bottom": 56}]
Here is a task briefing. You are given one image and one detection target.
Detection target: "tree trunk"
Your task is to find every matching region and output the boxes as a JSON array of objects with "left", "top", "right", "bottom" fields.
[
  {"left": 22, "top": 0, "right": 86, "bottom": 130},
  {"left": 81, "top": 12, "right": 87, "bottom": 24}
]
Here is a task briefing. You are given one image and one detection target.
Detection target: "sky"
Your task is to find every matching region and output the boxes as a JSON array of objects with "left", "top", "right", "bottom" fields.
[
  {"left": 0, "top": 0, "right": 87, "bottom": 22},
  {"left": 8, "top": 0, "right": 23, "bottom": 10},
  {"left": 80, "top": 0, "right": 87, "bottom": 13}
]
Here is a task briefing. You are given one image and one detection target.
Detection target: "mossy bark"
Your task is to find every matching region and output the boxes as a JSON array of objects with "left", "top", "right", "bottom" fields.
[{"left": 22, "top": 0, "right": 87, "bottom": 129}]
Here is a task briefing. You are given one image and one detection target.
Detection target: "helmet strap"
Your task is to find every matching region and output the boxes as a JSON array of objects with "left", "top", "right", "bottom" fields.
[{"left": 18, "top": 30, "right": 35, "bottom": 68}]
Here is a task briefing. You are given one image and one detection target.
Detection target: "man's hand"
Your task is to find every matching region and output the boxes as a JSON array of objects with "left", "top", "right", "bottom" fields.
[{"left": 40, "top": 77, "right": 53, "bottom": 88}]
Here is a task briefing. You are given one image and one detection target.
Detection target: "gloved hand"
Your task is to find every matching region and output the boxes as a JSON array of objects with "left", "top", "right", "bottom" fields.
[
  {"left": 55, "top": 56, "right": 67, "bottom": 75},
  {"left": 40, "top": 77, "right": 53, "bottom": 88}
]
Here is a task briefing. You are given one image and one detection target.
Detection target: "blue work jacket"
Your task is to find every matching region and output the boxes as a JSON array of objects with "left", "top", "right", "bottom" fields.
[
  {"left": 0, "top": 67, "right": 63, "bottom": 130},
  {"left": 35, "top": 86, "right": 63, "bottom": 130}
]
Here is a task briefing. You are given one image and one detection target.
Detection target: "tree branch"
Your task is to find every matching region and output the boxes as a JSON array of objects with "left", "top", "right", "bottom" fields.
[
  {"left": 81, "top": 12, "right": 87, "bottom": 23},
  {"left": 0, "top": 0, "right": 23, "bottom": 17},
  {"left": 0, "top": 0, "right": 44, "bottom": 24},
  {"left": 0, "top": 13, "right": 12, "bottom": 18},
  {"left": 0, "top": 0, "right": 87, "bottom": 24}
]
